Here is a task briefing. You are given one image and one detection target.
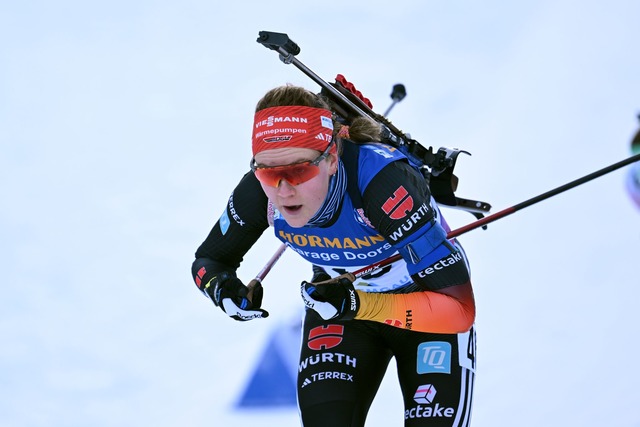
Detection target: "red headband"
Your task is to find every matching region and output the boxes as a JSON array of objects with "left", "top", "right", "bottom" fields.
[{"left": 252, "top": 106, "right": 334, "bottom": 156}]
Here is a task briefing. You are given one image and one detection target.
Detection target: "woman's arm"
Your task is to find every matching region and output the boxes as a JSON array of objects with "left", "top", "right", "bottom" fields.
[
  {"left": 358, "top": 160, "right": 475, "bottom": 332},
  {"left": 355, "top": 281, "right": 475, "bottom": 333},
  {"left": 191, "top": 171, "right": 270, "bottom": 291}
]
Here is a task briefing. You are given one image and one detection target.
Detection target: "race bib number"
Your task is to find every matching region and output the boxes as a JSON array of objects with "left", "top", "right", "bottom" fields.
[{"left": 457, "top": 326, "right": 476, "bottom": 373}]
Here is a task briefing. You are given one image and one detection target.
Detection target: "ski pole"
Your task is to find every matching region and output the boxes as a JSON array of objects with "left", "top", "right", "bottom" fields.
[
  {"left": 349, "top": 152, "right": 640, "bottom": 279},
  {"left": 383, "top": 84, "right": 407, "bottom": 117},
  {"left": 257, "top": 31, "right": 416, "bottom": 156},
  {"left": 257, "top": 30, "right": 492, "bottom": 217},
  {"left": 246, "top": 243, "right": 287, "bottom": 302},
  {"left": 248, "top": 152, "right": 640, "bottom": 285},
  {"left": 257, "top": 31, "right": 371, "bottom": 121}
]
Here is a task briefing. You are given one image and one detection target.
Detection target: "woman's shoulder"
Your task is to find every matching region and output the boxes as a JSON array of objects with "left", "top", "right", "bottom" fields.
[
  {"left": 356, "top": 141, "right": 408, "bottom": 162},
  {"left": 347, "top": 141, "right": 413, "bottom": 190}
]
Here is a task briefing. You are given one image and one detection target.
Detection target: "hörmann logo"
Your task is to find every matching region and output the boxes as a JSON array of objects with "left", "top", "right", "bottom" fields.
[
  {"left": 278, "top": 230, "right": 385, "bottom": 249},
  {"left": 255, "top": 115, "right": 308, "bottom": 128}
]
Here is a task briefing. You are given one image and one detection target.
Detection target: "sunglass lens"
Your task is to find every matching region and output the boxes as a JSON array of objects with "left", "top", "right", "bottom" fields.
[{"left": 255, "top": 163, "right": 320, "bottom": 187}]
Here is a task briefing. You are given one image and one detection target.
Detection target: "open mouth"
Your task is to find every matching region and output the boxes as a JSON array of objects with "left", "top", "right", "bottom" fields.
[{"left": 282, "top": 205, "right": 302, "bottom": 214}]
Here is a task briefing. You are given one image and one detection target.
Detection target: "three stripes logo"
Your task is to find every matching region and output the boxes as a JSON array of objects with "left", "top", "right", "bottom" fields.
[{"left": 382, "top": 186, "right": 414, "bottom": 220}]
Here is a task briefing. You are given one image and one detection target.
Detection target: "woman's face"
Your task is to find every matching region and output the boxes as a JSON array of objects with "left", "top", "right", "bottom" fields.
[{"left": 254, "top": 147, "right": 338, "bottom": 228}]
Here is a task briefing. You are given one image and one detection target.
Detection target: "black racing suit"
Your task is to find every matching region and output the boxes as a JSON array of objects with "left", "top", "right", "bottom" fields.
[{"left": 193, "top": 142, "right": 476, "bottom": 426}]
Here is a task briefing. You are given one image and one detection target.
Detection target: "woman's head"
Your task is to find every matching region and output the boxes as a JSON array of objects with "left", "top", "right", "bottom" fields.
[
  {"left": 252, "top": 84, "right": 383, "bottom": 152},
  {"left": 250, "top": 84, "right": 381, "bottom": 227},
  {"left": 251, "top": 85, "right": 337, "bottom": 227}
]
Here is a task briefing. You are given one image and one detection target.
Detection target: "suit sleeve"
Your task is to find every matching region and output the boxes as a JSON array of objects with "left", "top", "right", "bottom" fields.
[
  {"left": 356, "top": 160, "right": 475, "bottom": 333},
  {"left": 191, "top": 171, "right": 270, "bottom": 293}
]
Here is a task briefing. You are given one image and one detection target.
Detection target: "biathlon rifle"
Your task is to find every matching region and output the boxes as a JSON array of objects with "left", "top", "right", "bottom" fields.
[{"left": 257, "top": 30, "right": 492, "bottom": 222}]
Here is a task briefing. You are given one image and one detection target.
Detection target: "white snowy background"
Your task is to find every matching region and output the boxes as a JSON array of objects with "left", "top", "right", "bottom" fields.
[{"left": 1, "top": 1, "right": 639, "bottom": 426}]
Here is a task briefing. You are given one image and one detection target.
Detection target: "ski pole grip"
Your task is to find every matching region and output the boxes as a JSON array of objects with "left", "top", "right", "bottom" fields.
[
  {"left": 246, "top": 278, "right": 261, "bottom": 303},
  {"left": 311, "top": 272, "right": 357, "bottom": 286},
  {"left": 257, "top": 31, "right": 300, "bottom": 55}
]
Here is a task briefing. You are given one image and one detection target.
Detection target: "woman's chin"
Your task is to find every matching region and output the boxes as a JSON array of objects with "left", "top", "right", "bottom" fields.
[
  {"left": 281, "top": 208, "right": 311, "bottom": 228},
  {"left": 283, "top": 216, "right": 310, "bottom": 228}
]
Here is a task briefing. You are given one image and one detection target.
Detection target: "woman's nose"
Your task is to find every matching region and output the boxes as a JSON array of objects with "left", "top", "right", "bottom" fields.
[{"left": 276, "top": 179, "right": 296, "bottom": 195}]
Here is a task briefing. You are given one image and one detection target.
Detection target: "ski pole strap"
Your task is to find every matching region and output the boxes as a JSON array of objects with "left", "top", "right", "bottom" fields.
[{"left": 397, "top": 223, "right": 448, "bottom": 264}]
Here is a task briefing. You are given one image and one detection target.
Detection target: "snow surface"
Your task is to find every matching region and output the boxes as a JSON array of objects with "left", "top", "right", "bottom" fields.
[{"left": 1, "top": 1, "right": 639, "bottom": 426}]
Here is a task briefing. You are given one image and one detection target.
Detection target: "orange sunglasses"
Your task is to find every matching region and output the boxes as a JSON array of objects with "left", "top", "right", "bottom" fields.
[{"left": 250, "top": 142, "right": 334, "bottom": 187}]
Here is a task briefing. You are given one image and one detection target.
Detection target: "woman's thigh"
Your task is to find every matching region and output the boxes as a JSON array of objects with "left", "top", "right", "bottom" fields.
[
  {"left": 297, "top": 312, "right": 393, "bottom": 426},
  {"left": 391, "top": 325, "right": 477, "bottom": 427}
]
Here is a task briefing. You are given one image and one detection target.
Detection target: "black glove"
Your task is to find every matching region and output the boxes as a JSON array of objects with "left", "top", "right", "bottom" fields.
[
  {"left": 300, "top": 275, "right": 359, "bottom": 321},
  {"left": 310, "top": 265, "right": 332, "bottom": 283},
  {"left": 204, "top": 273, "right": 269, "bottom": 321}
]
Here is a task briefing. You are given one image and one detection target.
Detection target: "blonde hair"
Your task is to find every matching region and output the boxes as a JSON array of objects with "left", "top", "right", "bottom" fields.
[{"left": 255, "top": 84, "right": 382, "bottom": 149}]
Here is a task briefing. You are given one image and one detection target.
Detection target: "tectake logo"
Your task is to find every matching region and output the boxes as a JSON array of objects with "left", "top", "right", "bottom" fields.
[
  {"left": 417, "top": 341, "right": 452, "bottom": 374},
  {"left": 406, "top": 384, "right": 456, "bottom": 420},
  {"left": 417, "top": 252, "right": 463, "bottom": 277},
  {"left": 307, "top": 324, "right": 344, "bottom": 350},
  {"left": 382, "top": 186, "right": 414, "bottom": 220},
  {"left": 413, "top": 383, "right": 437, "bottom": 404}
]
